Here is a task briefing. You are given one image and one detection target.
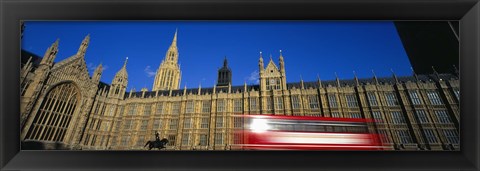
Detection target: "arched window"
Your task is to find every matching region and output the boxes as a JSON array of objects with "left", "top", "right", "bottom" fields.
[{"left": 25, "top": 83, "right": 80, "bottom": 142}]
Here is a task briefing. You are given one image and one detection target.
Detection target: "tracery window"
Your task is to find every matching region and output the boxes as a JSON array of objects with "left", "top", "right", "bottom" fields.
[
  {"left": 328, "top": 94, "right": 338, "bottom": 108},
  {"left": 367, "top": 92, "right": 378, "bottom": 106},
  {"left": 308, "top": 95, "right": 319, "bottom": 109},
  {"left": 385, "top": 92, "right": 399, "bottom": 106},
  {"left": 409, "top": 90, "right": 422, "bottom": 105},
  {"left": 291, "top": 95, "right": 301, "bottom": 109},
  {"left": 202, "top": 100, "right": 211, "bottom": 113},
  {"left": 275, "top": 97, "right": 284, "bottom": 110},
  {"left": 25, "top": 83, "right": 79, "bottom": 141},
  {"left": 427, "top": 91, "right": 443, "bottom": 105},
  {"left": 346, "top": 94, "right": 358, "bottom": 108},
  {"left": 186, "top": 101, "right": 194, "bottom": 113},
  {"left": 234, "top": 99, "right": 243, "bottom": 112}
]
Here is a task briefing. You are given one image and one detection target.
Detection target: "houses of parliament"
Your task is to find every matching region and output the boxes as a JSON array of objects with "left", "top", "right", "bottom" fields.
[{"left": 20, "top": 31, "right": 460, "bottom": 151}]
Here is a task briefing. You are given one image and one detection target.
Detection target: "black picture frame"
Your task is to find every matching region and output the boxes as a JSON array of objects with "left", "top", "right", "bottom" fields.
[{"left": 1, "top": 0, "right": 479, "bottom": 170}]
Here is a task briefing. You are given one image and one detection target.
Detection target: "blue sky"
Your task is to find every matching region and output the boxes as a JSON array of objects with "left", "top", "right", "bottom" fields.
[{"left": 22, "top": 21, "right": 412, "bottom": 90}]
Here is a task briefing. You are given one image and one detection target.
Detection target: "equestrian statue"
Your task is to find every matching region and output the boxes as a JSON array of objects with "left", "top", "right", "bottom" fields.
[{"left": 144, "top": 131, "right": 169, "bottom": 150}]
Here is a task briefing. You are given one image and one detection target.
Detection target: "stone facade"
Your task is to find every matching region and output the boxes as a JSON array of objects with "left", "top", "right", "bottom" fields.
[{"left": 20, "top": 32, "right": 460, "bottom": 151}]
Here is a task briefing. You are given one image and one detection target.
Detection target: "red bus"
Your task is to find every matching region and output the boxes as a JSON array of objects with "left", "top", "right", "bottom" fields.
[{"left": 232, "top": 115, "right": 385, "bottom": 150}]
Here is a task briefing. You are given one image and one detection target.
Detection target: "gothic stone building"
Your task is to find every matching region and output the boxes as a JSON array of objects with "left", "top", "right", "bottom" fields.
[{"left": 20, "top": 31, "right": 460, "bottom": 151}]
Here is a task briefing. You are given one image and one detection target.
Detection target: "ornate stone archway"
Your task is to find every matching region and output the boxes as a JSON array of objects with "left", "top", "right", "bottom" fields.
[{"left": 25, "top": 82, "right": 80, "bottom": 142}]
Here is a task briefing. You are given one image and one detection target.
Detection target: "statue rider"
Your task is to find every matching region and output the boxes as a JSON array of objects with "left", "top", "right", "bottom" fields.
[{"left": 155, "top": 131, "right": 160, "bottom": 142}]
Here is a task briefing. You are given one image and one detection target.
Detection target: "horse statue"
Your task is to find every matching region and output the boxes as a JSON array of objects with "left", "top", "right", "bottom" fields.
[{"left": 144, "top": 138, "right": 169, "bottom": 150}]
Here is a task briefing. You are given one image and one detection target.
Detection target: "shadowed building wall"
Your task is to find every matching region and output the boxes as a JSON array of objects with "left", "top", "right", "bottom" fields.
[{"left": 394, "top": 21, "right": 459, "bottom": 75}]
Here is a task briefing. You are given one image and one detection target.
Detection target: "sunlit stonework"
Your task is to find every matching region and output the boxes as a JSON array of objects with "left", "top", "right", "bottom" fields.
[
  {"left": 20, "top": 31, "right": 460, "bottom": 150},
  {"left": 152, "top": 30, "right": 181, "bottom": 91}
]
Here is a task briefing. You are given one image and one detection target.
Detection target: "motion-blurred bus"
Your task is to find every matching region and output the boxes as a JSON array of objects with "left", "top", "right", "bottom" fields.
[{"left": 232, "top": 115, "right": 385, "bottom": 150}]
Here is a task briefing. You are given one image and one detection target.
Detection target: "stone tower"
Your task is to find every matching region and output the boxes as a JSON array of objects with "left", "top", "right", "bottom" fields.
[
  {"left": 259, "top": 50, "right": 287, "bottom": 91},
  {"left": 108, "top": 57, "right": 128, "bottom": 99},
  {"left": 92, "top": 63, "right": 103, "bottom": 84},
  {"left": 77, "top": 34, "right": 89, "bottom": 57},
  {"left": 217, "top": 57, "right": 232, "bottom": 87},
  {"left": 258, "top": 50, "right": 288, "bottom": 114},
  {"left": 152, "top": 30, "right": 182, "bottom": 91},
  {"left": 20, "top": 39, "right": 59, "bottom": 120}
]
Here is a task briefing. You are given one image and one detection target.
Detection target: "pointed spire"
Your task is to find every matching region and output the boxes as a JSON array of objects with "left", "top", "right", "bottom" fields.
[
  {"left": 353, "top": 71, "right": 359, "bottom": 86},
  {"left": 317, "top": 74, "right": 322, "bottom": 88},
  {"left": 50, "top": 39, "right": 60, "bottom": 64},
  {"left": 153, "top": 29, "right": 180, "bottom": 91},
  {"left": 183, "top": 84, "right": 187, "bottom": 95},
  {"left": 51, "top": 38, "right": 59, "bottom": 47},
  {"left": 198, "top": 82, "right": 202, "bottom": 95},
  {"left": 77, "top": 34, "right": 90, "bottom": 56},
  {"left": 269, "top": 53, "right": 273, "bottom": 62},
  {"left": 335, "top": 72, "right": 340, "bottom": 87},
  {"left": 41, "top": 39, "right": 59, "bottom": 66},
  {"left": 391, "top": 68, "right": 399, "bottom": 84},
  {"left": 432, "top": 66, "right": 440, "bottom": 81},
  {"left": 244, "top": 81, "right": 247, "bottom": 92},
  {"left": 112, "top": 56, "right": 128, "bottom": 85},
  {"left": 223, "top": 56, "right": 228, "bottom": 67},
  {"left": 213, "top": 80, "right": 217, "bottom": 94},
  {"left": 372, "top": 70, "right": 379, "bottom": 85},
  {"left": 141, "top": 87, "right": 148, "bottom": 98},
  {"left": 53, "top": 38, "right": 59, "bottom": 47},
  {"left": 95, "top": 63, "right": 103, "bottom": 73},
  {"left": 300, "top": 75, "right": 304, "bottom": 89},
  {"left": 411, "top": 67, "right": 419, "bottom": 81},
  {"left": 162, "top": 30, "right": 179, "bottom": 63},
  {"left": 172, "top": 28, "right": 178, "bottom": 46},
  {"left": 279, "top": 50, "right": 284, "bottom": 63},
  {"left": 259, "top": 51, "right": 264, "bottom": 71},
  {"left": 129, "top": 88, "right": 134, "bottom": 98},
  {"left": 279, "top": 50, "right": 285, "bottom": 73},
  {"left": 92, "top": 63, "right": 103, "bottom": 82},
  {"left": 123, "top": 57, "right": 128, "bottom": 68}
]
